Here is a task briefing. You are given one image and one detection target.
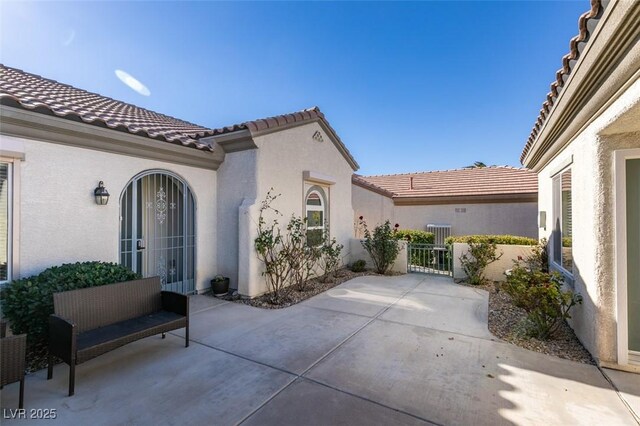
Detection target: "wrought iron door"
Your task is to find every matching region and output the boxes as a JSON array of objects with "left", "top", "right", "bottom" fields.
[{"left": 120, "top": 171, "right": 196, "bottom": 294}]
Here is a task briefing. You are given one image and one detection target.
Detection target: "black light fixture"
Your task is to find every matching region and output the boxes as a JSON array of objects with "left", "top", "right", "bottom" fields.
[{"left": 94, "top": 181, "right": 110, "bottom": 205}]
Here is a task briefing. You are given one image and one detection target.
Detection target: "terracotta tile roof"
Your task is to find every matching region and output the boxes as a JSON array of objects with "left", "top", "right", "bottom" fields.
[
  {"left": 353, "top": 166, "right": 538, "bottom": 200},
  {"left": 521, "top": 0, "right": 606, "bottom": 163},
  {"left": 0, "top": 64, "right": 215, "bottom": 151},
  {"left": 211, "top": 106, "right": 359, "bottom": 169}
]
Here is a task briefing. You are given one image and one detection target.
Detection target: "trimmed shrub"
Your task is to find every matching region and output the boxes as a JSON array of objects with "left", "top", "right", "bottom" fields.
[
  {"left": 359, "top": 219, "right": 401, "bottom": 274},
  {"left": 459, "top": 241, "right": 502, "bottom": 285},
  {"left": 350, "top": 259, "right": 367, "bottom": 272},
  {"left": 446, "top": 235, "right": 537, "bottom": 246},
  {"left": 0, "top": 262, "right": 140, "bottom": 346},
  {"left": 394, "top": 229, "right": 435, "bottom": 245},
  {"left": 504, "top": 265, "right": 582, "bottom": 339}
]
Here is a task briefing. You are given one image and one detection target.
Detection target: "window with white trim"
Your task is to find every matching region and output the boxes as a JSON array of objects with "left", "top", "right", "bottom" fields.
[
  {"left": 306, "top": 189, "right": 326, "bottom": 247},
  {"left": 552, "top": 168, "right": 573, "bottom": 274},
  {"left": 0, "top": 162, "right": 12, "bottom": 284}
]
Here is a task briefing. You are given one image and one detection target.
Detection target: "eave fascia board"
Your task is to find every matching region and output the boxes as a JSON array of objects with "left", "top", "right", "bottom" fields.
[
  {"left": 0, "top": 105, "right": 222, "bottom": 170},
  {"left": 204, "top": 129, "right": 257, "bottom": 154},
  {"left": 392, "top": 193, "right": 538, "bottom": 206},
  {"left": 524, "top": 1, "right": 640, "bottom": 172}
]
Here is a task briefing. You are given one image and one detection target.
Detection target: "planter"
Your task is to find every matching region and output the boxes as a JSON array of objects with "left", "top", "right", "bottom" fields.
[{"left": 211, "top": 277, "right": 230, "bottom": 296}]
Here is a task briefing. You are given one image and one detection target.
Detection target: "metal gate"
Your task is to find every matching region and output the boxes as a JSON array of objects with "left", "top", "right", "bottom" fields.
[
  {"left": 407, "top": 244, "right": 452, "bottom": 276},
  {"left": 120, "top": 170, "right": 196, "bottom": 294}
]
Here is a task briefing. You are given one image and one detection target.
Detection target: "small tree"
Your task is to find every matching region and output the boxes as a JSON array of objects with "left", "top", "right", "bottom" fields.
[
  {"left": 255, "top": 190, "right": 292, "bottom": 303},
  {"left": 359, "top": 218, "right": 401, "bottom": 274},
  {"left": 319, "top": 229, "right": 343, "bottom": 282},
  {"left": 459, "top": 239, "right": 503, "bottom": 285}
]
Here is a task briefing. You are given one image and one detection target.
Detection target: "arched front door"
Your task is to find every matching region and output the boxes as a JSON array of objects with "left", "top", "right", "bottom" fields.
[{"left": 120, "top": 170, "right": 196, "bottom": 294}]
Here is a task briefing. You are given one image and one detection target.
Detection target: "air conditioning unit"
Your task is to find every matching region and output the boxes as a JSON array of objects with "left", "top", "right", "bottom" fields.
[{"left": 426, "top": 224, "right": 451, "bottom": 245}]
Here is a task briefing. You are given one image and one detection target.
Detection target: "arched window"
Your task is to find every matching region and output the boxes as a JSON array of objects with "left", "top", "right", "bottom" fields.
[{"left": 306, "top": 189, "right": 326, "bottom": 246}]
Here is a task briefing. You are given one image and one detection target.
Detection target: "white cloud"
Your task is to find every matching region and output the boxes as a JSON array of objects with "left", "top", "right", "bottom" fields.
[
  {"left": 62, "top": 29, "right": 75, "bottom": 46},
  {"left": 114, "top": 69, "right": 151, "bottom": 96}
]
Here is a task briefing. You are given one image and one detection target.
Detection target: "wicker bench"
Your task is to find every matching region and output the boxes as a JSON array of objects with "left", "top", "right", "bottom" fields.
[
  {"left": 1, "top": 319, "right": 27, "bottom": 408},
  {"left": 47, "top": 277, "right": 189, "bottom": 396}
]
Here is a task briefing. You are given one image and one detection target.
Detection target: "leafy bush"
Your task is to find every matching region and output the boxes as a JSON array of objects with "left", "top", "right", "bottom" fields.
[
  {"left": 394, "top": 229, "right": 434, "bottom": 245},
  {"left": 446, "top": 235, "right": 537, "bottom": 246},
  {"left": 518, "top": 238, "right": 549, "bottom": 273},
  {"left": 319, "top": 234, "right": 343, "bottom": 282},
  {"left": 350, "top": 259, "right": 367, "bottom": 272},
  {"left": 285, "top": 216, "right": 321, "bottom": 292},
  {"left": 359, "top": 219, "right": 401, "bottom": 274},
  {"left": 459, "top": 241, "right": 503, "bottom": 285},
  {"left": 255, "top": 190, "right": 342, "bottom": 301},
  {"left": 0, "top": 262, "right": 139, "bottom": 346},
  {"left": 503, "top": 265, "right": 582, "bottom": 339}
]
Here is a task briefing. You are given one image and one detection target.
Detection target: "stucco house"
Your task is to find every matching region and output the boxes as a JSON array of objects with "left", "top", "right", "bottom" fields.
[
  {"left": 521, "top": 0, "right": 639, "bottom": 371},
  {"left": 0, "top": 65, "right": 358, "bottom": 298},
  {"left": 352, "top": 166, "right": 538, "bottom": 241}
]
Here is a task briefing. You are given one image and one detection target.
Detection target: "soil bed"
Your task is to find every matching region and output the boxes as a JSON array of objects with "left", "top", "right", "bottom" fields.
[
  {"left": 228, "top": 268, "right": 401, "bottom": 309},
  {"left": 465, "top": 280, "right": 594, "bottom": 364}
]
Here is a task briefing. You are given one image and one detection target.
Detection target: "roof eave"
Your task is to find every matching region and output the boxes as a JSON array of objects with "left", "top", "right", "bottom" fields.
[
  {"left": 392, "top": 192, "right": 538, "bottom": 206},
  {"left": 0, "top": 105, "right": 223, "bottom": 170}
]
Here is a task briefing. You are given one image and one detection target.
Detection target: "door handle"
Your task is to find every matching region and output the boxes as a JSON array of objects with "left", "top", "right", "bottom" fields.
[{"left": 137, "top": 239, "right": 146, "bottom": 250}]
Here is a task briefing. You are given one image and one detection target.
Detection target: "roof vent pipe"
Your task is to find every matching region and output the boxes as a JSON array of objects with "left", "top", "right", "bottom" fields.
[{"left": 410, "top": 176, "right": 414, "bottom": 190}]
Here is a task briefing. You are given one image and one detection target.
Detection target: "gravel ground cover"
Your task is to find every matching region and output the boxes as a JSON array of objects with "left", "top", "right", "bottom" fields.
[{"left": 469, "top": 281, "right": 594, "bottom": 364}]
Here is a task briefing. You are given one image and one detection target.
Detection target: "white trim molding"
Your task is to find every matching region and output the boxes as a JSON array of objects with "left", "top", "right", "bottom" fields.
[
  {"left": 303, "top": 170, "right": 336, "bottom": 186},
  {"left": 614, "top": 147, "right": 640, "bottom": 367}
]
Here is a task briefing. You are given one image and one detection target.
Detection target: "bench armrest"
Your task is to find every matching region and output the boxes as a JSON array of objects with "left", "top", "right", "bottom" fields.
[
  {"left": 49, "top": 314, "right": 77, "bottom": 364},
  {"left": 161, "top": 291, "right": 189, "bottom": 317}
]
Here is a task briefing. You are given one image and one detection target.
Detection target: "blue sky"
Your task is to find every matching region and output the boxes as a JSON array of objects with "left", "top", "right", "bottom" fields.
[{"left": 1, "top": 1, "right": 587, "bottom": 175}]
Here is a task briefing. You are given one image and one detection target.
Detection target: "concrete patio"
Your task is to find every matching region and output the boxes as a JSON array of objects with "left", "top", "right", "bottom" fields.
[{"left": 1, "top": 274, "right": 638, "bottom": 425}]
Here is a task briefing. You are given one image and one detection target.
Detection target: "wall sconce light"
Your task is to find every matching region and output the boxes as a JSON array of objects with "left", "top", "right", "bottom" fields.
[{"left": 94, "top": 181, "right": 110, "bottom": 205}]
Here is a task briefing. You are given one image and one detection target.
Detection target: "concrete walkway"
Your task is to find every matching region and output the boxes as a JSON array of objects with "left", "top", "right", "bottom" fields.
[{"left": 1, "top": 274, "right": 638, "bottom": 425}]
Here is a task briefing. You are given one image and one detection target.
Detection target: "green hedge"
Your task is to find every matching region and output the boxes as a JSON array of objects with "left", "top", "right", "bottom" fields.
[
  {"left": 0, "top": 262, "right": 140, "bottom": 346},
  {"left": 445, "top": 235, "right": 538, "bottom": 246},
  {"left": 395, "top": 229, "right": 435, "bottom": 244}
]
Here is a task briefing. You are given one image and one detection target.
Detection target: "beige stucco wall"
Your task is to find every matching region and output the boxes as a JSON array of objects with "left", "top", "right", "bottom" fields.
[
  {"left": 353, "top": 186, "right": 538, "bottom": 238},
  {"left": 2, "top": 134, "right": 217, "bottom": 293},
  {"left": 216, "top": 149, "right": 258, "bottom": 289},
  {"left": 537, "top": 78, "right": 640, "bottom": 365},
  {"left": 352, "top": 184, "right": 395, "bottom": 231},
  {"left": 229, "top": 122, "right": 356, "bottom": 297},
  {"left": 452, "top": 243, "right": 535, "bottom": 282}
]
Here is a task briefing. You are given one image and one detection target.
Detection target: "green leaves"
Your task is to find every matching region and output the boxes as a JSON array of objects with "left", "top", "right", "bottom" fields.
[
  {"left": 394, "top": 229, "right": 435, "bottom": 245},
  {"left": 446, "top": 235, "right": 538, "bottom": 246},
  {"left": 359, "top": 219, "right": 401, "bottom": 274},
  {"left": 503, "top": 265, "right": 582, "bottom": 339},
  {"left": 0, "top": 261, "right": 139, "bottom": 347},
  {"left": 459, "top": 241, "right": 502, "bottom": 285}
]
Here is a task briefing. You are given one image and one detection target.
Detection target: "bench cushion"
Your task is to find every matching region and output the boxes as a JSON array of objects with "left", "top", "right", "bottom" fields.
[{"left": 76, "top": 310, "right": 186, "bottom": 364}]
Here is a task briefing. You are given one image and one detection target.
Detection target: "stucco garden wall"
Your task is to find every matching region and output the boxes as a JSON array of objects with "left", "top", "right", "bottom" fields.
[
  {"left": 451, "top": 242, "right": 535, "bottom": 282},
  {"left": 352, "top": 187, "right": 538, "bottom": 238},
  {"left": 3, "top": 134, "right": 217, "bottom": 293},
  {"left": 537, "top": 78, "right": 640, "bottom": 366},
  {"left": 349, "top": 238, "right": 408, "bottom": 274},
  {"left": 234, "top": 122, "right": 356, "bottom": 297}
]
